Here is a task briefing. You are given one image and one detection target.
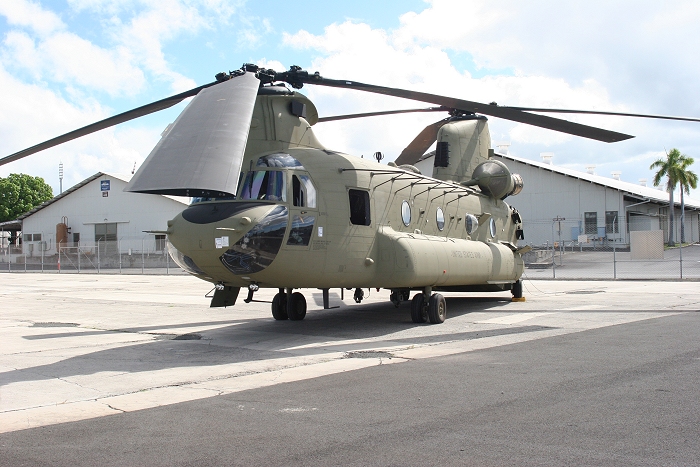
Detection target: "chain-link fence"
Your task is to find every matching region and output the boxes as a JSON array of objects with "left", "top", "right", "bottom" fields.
[
  {"left": 0, "top": 236, "right": 186, "bottom": 275},
  {"left": 522, "top": 236, "right": 700, "bottom": 280},
  {"left": 2, "top": 232, "right": 698, "bottom": 279}
]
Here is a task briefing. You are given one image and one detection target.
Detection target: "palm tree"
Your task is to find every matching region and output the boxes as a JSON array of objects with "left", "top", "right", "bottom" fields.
[
  {"left": 650, "top": 149, "right": 684, "bottom": 246},
  {"left": 677, "top": 156, "right": 698, "bottom": 243}
]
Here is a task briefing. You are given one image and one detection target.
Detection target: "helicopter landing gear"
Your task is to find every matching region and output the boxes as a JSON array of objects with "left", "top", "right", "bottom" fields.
[
  {"left": 427, "top": 293, "right": 446, "bottom": 324},
  {"left": 511, "top": 280, "right": 525, "bottom": 301},
  {"left": 353, "top": 288, "right": 364, "bottom": 303},
  {"left": 411, "top": 288, "right": 446, "bottom": 324},
  {"left": 410, "top": 293, "right": 427, "bottom": 323},
  {"left": 390, "top": 289, "right": 411, "bottom": 308},
  {"left": 271, "top": 288, "right": 307, "bottom": 321},
  {"left": 288, "top": 291, "right": 307, "bottom": 320},
  {"left": 271, "top": 289, "right": 288, "bottom": 320}
]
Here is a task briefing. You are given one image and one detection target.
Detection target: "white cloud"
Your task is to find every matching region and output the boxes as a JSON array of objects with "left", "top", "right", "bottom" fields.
[
  {"left": 0, "top": 0, "right": 64, "bottom": 36},
  {"left": 280, "top": 2, "right": 700, "bottom": 198}
]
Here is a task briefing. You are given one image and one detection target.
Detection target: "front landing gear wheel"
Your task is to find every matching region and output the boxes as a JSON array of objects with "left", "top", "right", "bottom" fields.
[
  {"left": 287, "top": 292, "right": 307, "bottom": 321},
  {"left": 428, "top": 293, "right": 446, "bottom": 324},
  {"left": 271, "top": 293, "right": 288, "bottom": 320},
  {"left": 411, "top": 294, "right": 427, "bottom": 323}
]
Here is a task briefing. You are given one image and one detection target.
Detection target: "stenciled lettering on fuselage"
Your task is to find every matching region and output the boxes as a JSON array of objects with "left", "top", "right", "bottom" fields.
[{"left": 451, "top": 250, "right": 482, "bottom": 259}]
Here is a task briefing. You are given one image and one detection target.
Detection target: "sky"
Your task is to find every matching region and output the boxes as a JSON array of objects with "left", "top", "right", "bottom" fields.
[{"left": 0, "top": 0, "right": 699, "bottom": 200}]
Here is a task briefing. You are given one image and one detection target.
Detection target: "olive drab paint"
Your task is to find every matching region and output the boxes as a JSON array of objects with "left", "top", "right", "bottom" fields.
[{"left": 165, "top": 87, "right": 526, "bottom": 318}]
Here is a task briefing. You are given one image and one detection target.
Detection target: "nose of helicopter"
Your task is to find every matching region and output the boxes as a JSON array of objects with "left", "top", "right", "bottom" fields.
[{"left": 166, "top": 202, "right": 289, "bottom": 279}]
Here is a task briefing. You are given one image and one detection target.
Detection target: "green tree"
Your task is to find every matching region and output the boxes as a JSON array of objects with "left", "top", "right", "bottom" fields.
[
  {"left": 650, "top": 149, "right": 695, "bottom": 246},
  {"left": 0, "top": 173, "right": 54, "bottom": 222},
  {"left": 676, "top": 156, "right": 698, "bottom": 243}
]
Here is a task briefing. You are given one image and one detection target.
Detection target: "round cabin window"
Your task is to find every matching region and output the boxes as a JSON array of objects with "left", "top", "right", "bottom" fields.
[
  {"left": 401, "top": 200, "right": 411, "bottom": 226},
  {"left": 436, "top": 207, "right": 445, "bottom": 231},
  {"left": 465, "top": 213, "right": 478, "bottom": 235},
  {"left": 489, "top": 218, "right": 497, "bottom": 238}
]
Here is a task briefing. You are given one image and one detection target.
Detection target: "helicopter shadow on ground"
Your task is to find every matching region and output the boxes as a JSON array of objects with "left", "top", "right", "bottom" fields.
[{"left": 1, "top": 294, "right": 528, "bottom": 388}]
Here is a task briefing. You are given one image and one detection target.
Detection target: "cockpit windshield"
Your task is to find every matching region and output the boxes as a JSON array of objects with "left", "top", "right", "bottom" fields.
[{"left": 238, "top": 170, "right": 287, "bottom": 202}]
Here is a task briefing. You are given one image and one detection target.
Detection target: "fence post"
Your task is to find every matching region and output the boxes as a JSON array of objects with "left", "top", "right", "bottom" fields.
[
  {"left": 58, "top": 241, "right": 61, "bottom": 273},
  {"left": 165, "top": 246, "right": 169, "bottom": 275},
  {"left": 78, "top": 244, "right": 81, "bottom": 273},
  {"left": 24, "top": 253, "right": 27, "bottom": 272},
  {"left": 679, "top": 243, "right": 683, "bottom": 279},
  {"left": 41, "top": 239, "right": 44, "bottom": 272},
  {"left": 97, "top": 239, "right": 101, "bottom": 273},
  {"left": 119, "top": 238, "right": 122, "bottom": 274},
  {"left": 141, "top": 238, "right": 145, "bottom": 274},
  {"left": 613, "top": 241, "right": 617, "bottom": 279}
]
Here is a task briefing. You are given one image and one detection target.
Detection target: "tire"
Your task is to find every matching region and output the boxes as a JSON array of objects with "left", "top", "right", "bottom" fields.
[
  {"left": 411, "top": 294, "right": 427, "bottom": 323},
  {"left": 288, "top": 292, "right": 307, "bottom": 321},
  {"left": 428, "top": 293, "right": 446, "bottom": 324},
  {"left": 512, "top": 280, "right": 523, "bottom": 299},
  {"left": 271, "top": 293, "right": 288, "bottom": 320}
]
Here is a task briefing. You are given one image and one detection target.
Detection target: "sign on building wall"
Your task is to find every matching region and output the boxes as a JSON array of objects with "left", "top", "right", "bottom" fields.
[{"left": 100, "top": 180, "right": 110, "bottom": 191}]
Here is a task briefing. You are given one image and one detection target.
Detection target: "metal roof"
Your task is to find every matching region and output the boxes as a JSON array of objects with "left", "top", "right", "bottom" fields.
[{"left": 493, "top": 152, "right": 700, "bottom": 210}]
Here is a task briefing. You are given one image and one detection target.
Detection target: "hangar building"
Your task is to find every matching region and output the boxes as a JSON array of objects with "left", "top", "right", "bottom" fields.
[
  {"left": 1, "top": 172, "right": 187, "bottom": 260},
  {"left": 415, "top": 151, "right": 700, "bottom": 247}
]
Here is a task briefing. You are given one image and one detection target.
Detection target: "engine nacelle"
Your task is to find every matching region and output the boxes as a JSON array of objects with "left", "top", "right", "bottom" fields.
[{"left": 464, "top": 159, "right": 523, "bottom": 199}]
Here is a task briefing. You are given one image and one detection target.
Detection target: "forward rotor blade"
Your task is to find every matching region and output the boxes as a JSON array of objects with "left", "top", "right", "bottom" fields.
[
  {"left": 395, "top": 119, "right": 450, "bottom": 166},
  {"left": 318, "top": 106, "right": 447, "bottom": 122},
  {"left": 296, "top": 75, "right": 634, "bottom": 143},
  {"left": 126, "top": 72, "right": 259, "bottom": 197},
  {"left": 501, "top": 107, "right": 700, "bottom": 123},
  {"left": 0, "top": 81, "right": 221, "bottom": 167}
]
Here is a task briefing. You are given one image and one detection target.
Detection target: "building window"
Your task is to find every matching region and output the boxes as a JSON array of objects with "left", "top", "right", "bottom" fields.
[
  {"left": 155, "top": 234, "right": 166, "bottom": 251},
  {"left": 349, "top": 189, "right": 371, "bottom": 226},
  {"left": 95, "top": 223, "right": 117, "bottom": 243},
  {"left": 605, "top": 211, "right": 619, "bottom": 234},
  {"left": 584, "top": 212, "right": 597, "bottom": 235}
]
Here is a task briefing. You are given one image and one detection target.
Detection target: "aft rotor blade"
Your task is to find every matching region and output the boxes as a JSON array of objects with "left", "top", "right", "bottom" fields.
[
  {"left": 501, "top": 107, "right": 700, "bottom": 123},
  {"left": 125, "top": 72, "right": 259, "bottom": 197},
  {"left": 297, "top": 76, "right": 634, "bottom": 143},
  {"left": 318, "top": 106, "right": 447, "bottom": 122},
  {"left": 395, "top": 119, "right": 450, "bottom": 166},
  {"left": 0, "top": 81, "right": 220, "bottom": 167}
]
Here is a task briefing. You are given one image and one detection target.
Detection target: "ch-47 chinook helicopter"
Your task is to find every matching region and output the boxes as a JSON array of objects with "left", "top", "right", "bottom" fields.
[{"left": 3, "top": 64, "right": 700, "bottom": 324}]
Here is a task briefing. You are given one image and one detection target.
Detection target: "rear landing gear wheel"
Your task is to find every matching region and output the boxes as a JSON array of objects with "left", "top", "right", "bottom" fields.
[
  {"left": 428, "top": 293, "right": 446, "bottom": 324},
  {"left": 512, "top": 280, "right": 523, "bottom": 299},
  {"left": 287, "top": 292, "right": 307, "bottom": 321},
  {"left": 271, "top": 293, "right": 288, "bottom": 320},
  {"left": 411, "top": 294, "right": 427, "bottom": 323}
]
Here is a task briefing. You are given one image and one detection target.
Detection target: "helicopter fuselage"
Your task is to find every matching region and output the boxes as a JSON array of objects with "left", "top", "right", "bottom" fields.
[
  {"left": 167, "top": 147, "right": 523, "bottom": 290},
  {"left": 160, "top": 85, "right": 525, "bottom": 318}
]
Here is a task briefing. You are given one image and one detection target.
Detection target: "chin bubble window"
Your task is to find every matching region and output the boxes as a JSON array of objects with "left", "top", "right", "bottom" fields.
[{"left": 401, "top": 200, "right": 411, "bottom": 226}]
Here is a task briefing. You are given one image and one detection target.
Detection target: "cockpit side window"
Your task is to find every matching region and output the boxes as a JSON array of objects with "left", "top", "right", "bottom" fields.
[
  {"left": 292, "top": 174, "right": 316, "bottom": 208},
  {"left": 238, "top": 170, "right": 287, "bottom": 201}
]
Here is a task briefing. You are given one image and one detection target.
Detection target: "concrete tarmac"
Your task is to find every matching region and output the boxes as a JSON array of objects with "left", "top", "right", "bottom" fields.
[{"left": 1, "top": 274, "right": 699, "bottom": 465}]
